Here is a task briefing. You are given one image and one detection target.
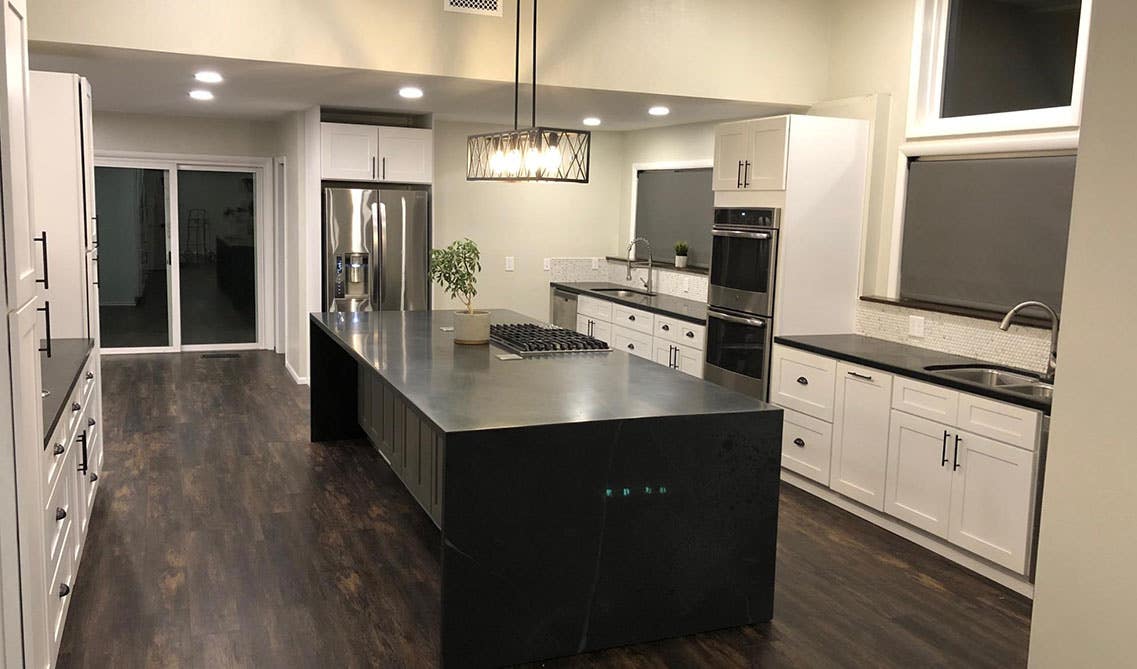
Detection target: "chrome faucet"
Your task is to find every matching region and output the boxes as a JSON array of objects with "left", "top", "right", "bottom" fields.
[
  {"left": 999, "top": 300, "right": 1059, "bottom": 384},
  {"left": 626, "top": 237, "right": 653, "bottom": 294}
]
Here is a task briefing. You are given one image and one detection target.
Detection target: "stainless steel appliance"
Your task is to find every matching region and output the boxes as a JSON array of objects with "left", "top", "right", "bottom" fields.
[
  {"left": 323, "top": 185, "right": 431, "bottom": 312},
  {"left": 703, "top": 307, "right": 773, "bottom": 400},
  {"left": 489, "top": 323, "right": 610, "bottom": 356},
  {"left": 708, "top": 207, "right": 780, "bottom": 316},
  {"left": 549, "top": 287, "right": 578, "bottom": 329}
]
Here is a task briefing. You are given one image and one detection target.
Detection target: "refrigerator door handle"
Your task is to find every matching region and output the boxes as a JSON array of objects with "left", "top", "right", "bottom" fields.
[
  {"left": 378, "top": 200, "right": 387, "bottom": 309},
  {"left": 401, "top": 197, "right": 408, "bottom": 311}
]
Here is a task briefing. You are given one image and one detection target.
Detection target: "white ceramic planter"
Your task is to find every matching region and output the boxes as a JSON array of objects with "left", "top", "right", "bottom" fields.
[
  {"left": 453, "top": 310, "right": 490, "bottom": 344},
  {"left": 675, "top": 256, "right": 688, "bottom": 269}
]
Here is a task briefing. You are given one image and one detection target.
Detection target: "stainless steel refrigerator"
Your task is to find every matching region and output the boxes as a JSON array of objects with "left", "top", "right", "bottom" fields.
[{"left": 323, "top": 185, "right": 430, "bottom": 312}]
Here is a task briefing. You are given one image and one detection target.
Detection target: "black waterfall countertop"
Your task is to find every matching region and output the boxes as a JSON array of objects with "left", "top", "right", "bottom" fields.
[{"left": 310, "top": 309, "right": 771, "bottom": 433}]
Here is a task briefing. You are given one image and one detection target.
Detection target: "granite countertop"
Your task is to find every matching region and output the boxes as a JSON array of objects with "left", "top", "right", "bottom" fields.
[
  {"left": 41, "top": 338, "right": 94, "bottom": 444},
  {"left": 311, "top": 309, "right": 774, "bottom": 433},
  {"left": 550, "top": 282, "right": 708, "bottom": 325},
  {"left": 775, "top": 334, "right": 1051, "bottom": 413}
]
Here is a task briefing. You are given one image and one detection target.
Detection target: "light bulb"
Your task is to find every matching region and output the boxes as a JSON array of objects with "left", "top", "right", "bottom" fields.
[
  {"left": 490, "top": 150, "right": 505, "bottom": 174},
  {"left": 505, "top": 149, "right": 522, "bottom": 175},
  {"left": 524, "top": 147, "right": 542, "bottom": 173},
  {"left": 542, "top": 146, "right": 562, "bottom": 174}
]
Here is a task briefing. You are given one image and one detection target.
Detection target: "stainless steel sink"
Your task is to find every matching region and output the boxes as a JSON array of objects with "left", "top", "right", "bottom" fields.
[
  {"left": 1001, "top": 383, "right": 1055, "bottom": 401},
  {"left": 592, "top": 288, "right": 655, "bottom": 298},
  {"left": 925, "top": 365, "right": 1038, "bottom": 387}
]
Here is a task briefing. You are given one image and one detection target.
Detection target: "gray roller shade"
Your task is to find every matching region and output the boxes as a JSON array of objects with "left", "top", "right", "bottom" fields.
[{"left": 634, "top": 168, "right": 713, "bottom": 266}]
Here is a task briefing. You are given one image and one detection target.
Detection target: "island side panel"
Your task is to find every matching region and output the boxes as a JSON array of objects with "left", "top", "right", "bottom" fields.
[
  {"left": 309, "top": 320, "right": 365, "bottom": 442},
  {"left": 440, "top": 409, "right": 783, "bottom": 668}
]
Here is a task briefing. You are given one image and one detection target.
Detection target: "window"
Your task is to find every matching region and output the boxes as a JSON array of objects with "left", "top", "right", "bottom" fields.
[
  {"left": 908, "top": 0, "right": 1092, "bottom": 137},
  {"left": 898, "top": 153, "right": 1075, "bottom": 314},
  {"left": 633, "top": 168, "right": 713, "bottom": 266}
]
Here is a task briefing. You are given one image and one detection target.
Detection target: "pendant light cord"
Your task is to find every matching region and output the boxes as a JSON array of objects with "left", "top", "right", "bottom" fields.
[
  {"left": 532, "top": 0, "right": 537, "bottom": 128},
  {"left": 513, "top": 0, "right": 519, "bottom": 131}
]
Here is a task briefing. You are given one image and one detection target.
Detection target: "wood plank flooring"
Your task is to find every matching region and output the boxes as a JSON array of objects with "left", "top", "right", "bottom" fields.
[{"left": 57, "top": 351, "right": 1031, "bottom": 668}]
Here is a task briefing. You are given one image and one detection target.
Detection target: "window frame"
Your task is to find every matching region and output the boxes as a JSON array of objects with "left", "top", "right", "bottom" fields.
[{"left": 906, "top": 0, "right": 1093, "bottom": 139}]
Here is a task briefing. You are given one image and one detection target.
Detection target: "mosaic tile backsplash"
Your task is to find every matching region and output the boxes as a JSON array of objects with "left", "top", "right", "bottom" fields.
[
  {"left": 546, "top": 257, "right": 709, "bottom": 302},
  {"left": 855, "top": 301, "right": 1052, "bottom": 374}
]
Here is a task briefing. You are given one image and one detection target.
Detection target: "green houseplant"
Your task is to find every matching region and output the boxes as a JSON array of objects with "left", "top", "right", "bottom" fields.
[
  {"left": 674, "top": 241, "right": 689, "bottom": 269},
  {"left": 429, "top": 238, "right": 490, "bottom": 344}
]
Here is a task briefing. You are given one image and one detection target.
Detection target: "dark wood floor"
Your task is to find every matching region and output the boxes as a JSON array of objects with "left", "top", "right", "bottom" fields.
[{"left": 58, "top": 351, "right": 1031, "bottom": 668}]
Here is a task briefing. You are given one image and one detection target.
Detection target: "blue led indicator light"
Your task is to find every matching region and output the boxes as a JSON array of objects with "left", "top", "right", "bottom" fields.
[
  {"left": 659, "top": 486, "right": 668, "bottom": 494},
  {"left": 604, "top": 488, "right": 613, "bottom": 497},
  {"left": 622, "top": 487, "right": 631, "bottom": 497},
  {"left": 643, "top": 486, "right": 653, "bottom": 494}
]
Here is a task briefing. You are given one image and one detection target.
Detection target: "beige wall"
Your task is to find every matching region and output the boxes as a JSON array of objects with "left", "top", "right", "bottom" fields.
[
  {"left": 29, "top": 0, "right": 831, "bottom": 106},
  {"left": 823, "top": 0, "right": 916, "bottom": 296},
  {"left": 1028, "top": 1, "right": 1137, "bottom": 665},
  {"left": 616, "top": 121, "right": 716, "bottom": 255},
  {"left": 93, "top": 111, "right": 279, "bottom": 157},
  {"left": 432, "top": 120, "right": 622, "bottom": 321},
  {"left": 275, "top": 111, "right": 305, "bottom": 380}
]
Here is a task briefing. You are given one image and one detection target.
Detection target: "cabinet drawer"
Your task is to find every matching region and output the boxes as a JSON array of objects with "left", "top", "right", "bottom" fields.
[
  {"left": 654, "top": 315, "right": 705, "bottom": 349},
  {"left": 611, "top": 304, "right": 654, "bottom": 334},
  {"left": 770, "top": 345, "right": 837, "bottom": 421},
  {"left": 80, "top": 354, "right": 98, "bottom": 405},
  {"left": 781, "top": 408, "right": 833, "bottom": 485},
  {"left": 893, "top": 376, "right": 959, "bottom": 424},
  {"left": 44, "top": 466, "right": 73, "bottom": 568},
  {"left": 47, "top": 523, "right": 73, "bottom": 653},
  {"left": 577, "top": 296, "right": 612, "bottom": 321},
  {"left": 957, "top": 393, "right": 1042, "bottom": 451},
  {"left": 43, "top": 418, "right": 70, "bottom": 496},
  {"left": 611, "top": 324, "right": 652, "bottom": 360}
]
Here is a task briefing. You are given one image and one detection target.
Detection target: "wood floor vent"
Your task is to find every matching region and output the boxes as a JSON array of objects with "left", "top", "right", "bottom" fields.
[{"left": 201, "top": 353, "right": 241, "bottom": 359}]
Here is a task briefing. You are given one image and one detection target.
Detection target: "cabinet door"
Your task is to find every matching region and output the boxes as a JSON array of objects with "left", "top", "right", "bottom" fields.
[
  {"left": 830, "top": 362, "right": 893, "bottom": 510},
  {"left": 590, "top": 319, "right": 611, "bottom": 344},
  {"left": 80, "top": 77, "right": 96, "bottom": 250},
  {"left": 948, "top": 430, "right": 1035, "bottom": 573},
  {"left": 744, "top": 116, "right": 789, "bottom": 190},
  {"left": 653, "top": 341, "right": 677, "bottom": 369},
  {"left": 377, "top": 127, "right": 432, "bottom": 184},
  {"left": 1, "top": 0, "right": 37, "bottom": 307},
  {"left": 884, "top": 410, "right": 952, "bottom": 538},
  {"left": 320, "top": 122, "right": 378, "bottom": 181},
  {"left": 674, "top": 342, "right": 703, "bottom": 378},
  {"left": 712, "top": 120, "right": 750, "bottom": 191},
  {"left": 86, "top": 249, "right": 99, "bottom": 344}
]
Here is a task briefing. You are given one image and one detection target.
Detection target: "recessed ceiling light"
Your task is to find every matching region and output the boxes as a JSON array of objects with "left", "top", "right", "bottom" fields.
[
  {"left": 399, "top": 86, "right": 424, "bottom": 99},
  {"left": 194, "top": 70, "right": 223, "bottom": 84},
  {"left": 189, "top": 89, "right": 214, "bottom": 101},
  {"left": 648, "top": 105, "right": 670, "bottom": 117},
  {"left": 582, "top": 117, "right": 601, "bottom": 127}
]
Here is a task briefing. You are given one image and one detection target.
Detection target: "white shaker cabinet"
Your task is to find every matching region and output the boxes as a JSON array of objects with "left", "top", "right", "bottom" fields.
[
  {"left": 830, "top": 362, "right": 893, "bottom": 511},
  {"left": 711, "top": 116, "right": 789, "bottom": 192},
  {"left": 711, "top": 120, "right": 752, "bottom": 191},
  {"left": 321, "top": 122, "right": 380, "bottom": 181},
  {"left": 377, "top": 126, "right": 433, "bottom": 184},
  {"left": 885, "top": 410, "right": 954, "bottom": 538}
]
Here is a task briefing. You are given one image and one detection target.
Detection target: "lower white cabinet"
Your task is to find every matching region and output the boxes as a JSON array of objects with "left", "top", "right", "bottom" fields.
[
  {"left": 576, "top": 314, "right": 611, "bottom": 343},
  {"left": 567, "top": 294, "right": 705, "bottom": 377},
  {"left": 780, "top": 408, "right": 833, "bottom": 484},
  {"left": 653, "top": 341, "right": 703, "bottom": 378},
  {"left": 885, "top": 410, "right": 954, "bottom": 537},
  {"left": 611, "top": 324, "right": 653, "bottom": 360},
  {"left": 829, "top": 362, "right": 893, "bottom": 511}
]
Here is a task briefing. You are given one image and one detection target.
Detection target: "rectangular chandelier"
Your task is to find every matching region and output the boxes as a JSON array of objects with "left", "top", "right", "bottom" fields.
[{"left": 466, "top": 127, "right": 591, "bottom": 183}]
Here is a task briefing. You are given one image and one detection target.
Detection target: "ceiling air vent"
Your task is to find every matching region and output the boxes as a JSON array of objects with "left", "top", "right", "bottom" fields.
[{"left": 443, "top": 0, "right": 502, "bottom": 17}]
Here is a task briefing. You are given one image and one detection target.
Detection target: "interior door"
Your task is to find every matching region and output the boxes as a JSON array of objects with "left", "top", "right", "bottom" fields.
[{"left": 884, "top": 410, "right": 953, "bottom": 538}]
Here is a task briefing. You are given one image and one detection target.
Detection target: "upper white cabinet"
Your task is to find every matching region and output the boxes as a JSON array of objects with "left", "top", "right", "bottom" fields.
[
  {"left": 712, "top": 116, "right": 788, "bottom": 192},
  {"left": 830, "top": 362, "right": 893, "bottom": 511},
  {"left": 320, "top": 122, "right": 433, "bottom": 184}
]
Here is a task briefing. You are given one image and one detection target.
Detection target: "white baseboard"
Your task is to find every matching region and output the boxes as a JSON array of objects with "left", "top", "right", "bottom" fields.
[
  {"left": 284, "top": 359, "right": 308, "bottom": 385},
  {"left": 781, "top": 469, "right": 1035, "bottom": 599}
]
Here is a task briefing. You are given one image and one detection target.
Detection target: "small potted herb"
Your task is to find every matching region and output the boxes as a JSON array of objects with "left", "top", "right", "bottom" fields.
[
  {"left": 674, "top": 241, "right": 689, "bottom": 269},
  {"left": 429, "top": 238, "right": 489, "bottom": 344}
]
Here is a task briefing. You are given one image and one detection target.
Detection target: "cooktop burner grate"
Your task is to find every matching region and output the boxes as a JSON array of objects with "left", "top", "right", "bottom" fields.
[{"left": 490, "top": 323, "right": 611, "bottom": 356}]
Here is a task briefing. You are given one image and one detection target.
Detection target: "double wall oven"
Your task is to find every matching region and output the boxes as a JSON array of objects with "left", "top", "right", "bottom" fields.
[{"left": 704, "top": 207, "right": 780, "bottom": 400}]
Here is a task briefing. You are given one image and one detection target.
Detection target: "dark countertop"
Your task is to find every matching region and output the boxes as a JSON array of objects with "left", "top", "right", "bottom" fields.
[
  {"left": 550, "top": 282, "right": 708, "bottom": 325},
  {"left": 41, "top": 338, "right": 94, "bottom": 444},
  {"left": 311, "top": 309, "right": 774, "bottom": 433},
  {"left": 775, "top": 334, "right": 1051, "bottom": 413}
]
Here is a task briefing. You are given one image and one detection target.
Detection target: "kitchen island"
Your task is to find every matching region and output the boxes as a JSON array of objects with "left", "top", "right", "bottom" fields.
[{"left": 309, "top": 309, "right": 783, "bottom": 667}]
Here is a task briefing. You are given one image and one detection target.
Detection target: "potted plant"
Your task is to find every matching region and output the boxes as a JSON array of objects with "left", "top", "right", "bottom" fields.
[
  {"left": 429, "top": 238, "right": 490, "bottom": 344},
  {"left": 674, "top": 241, "right": 689, "bottom": 269}
]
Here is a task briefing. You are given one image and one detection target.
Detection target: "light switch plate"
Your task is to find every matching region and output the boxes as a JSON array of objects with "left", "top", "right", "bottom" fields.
[
  {"left": 505, "top": 256, "right": 515, "bottom": 272},
  {"left": 909, "top": 315, "right": 926, "bottom": 338},
  {"left": 543, "top": 258, "right": 550, "bottom": 271},
  {"left": 682, "top": 276, "right": 691, "bottom": 293}
]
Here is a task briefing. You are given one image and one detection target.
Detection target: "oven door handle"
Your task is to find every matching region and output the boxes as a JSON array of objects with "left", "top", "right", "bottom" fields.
[
  {"left": 713, "top": 229, "right": 771, "bottom": 240},
  {"left": 707, "top": 310, "right": 768, "bottom": 327}
]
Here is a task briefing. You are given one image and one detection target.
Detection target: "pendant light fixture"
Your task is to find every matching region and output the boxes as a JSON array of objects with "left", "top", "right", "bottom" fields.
[{"left": 466, "top": 0, "right": 591, "bottom": 183}]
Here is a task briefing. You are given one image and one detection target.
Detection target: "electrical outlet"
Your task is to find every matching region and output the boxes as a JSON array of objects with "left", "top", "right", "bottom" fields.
[
  {"left": 909, "top": 315, "right": 925, "bottom": 338},
  {"left": 505, "top": 256, "right": 515, "bottom": 272},
  {"left": 682, "top": 276, "right": 691, "bottom": 293},
  {"left": 543, "top": 258, "right": 550, "bottom": 271},
  {"left": 591, "top": 257, "right": 599, "bottom": 270}
]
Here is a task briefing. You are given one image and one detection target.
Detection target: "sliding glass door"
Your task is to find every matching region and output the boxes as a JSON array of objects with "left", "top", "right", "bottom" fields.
[{"left": 93, "top": 159, "right": 268, "bottom": 352}]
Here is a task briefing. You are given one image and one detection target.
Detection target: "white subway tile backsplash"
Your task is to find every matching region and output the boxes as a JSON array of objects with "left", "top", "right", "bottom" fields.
[{"left": 855, "top": 301, "right": 1052, "bottom": 374}]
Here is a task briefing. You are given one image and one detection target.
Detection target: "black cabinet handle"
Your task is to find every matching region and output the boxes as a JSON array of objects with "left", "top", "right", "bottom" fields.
[
  {"left": 86, "top": 371, "right": 94, "bottom": 380},
  {"left": 743, "top": 160, "right": 752, "bottom": 187},
  {"left": 71, "top": 402, "right": 81, "bottom": 412},
  {"left": 796, "top": 376, "right": 809, "bottom": 386},
  {"left": 382, "top": 156, "right": 387, "bottom": 180},
  {"left": 76, "top": 431, "right": 88, "bottom": 474},
  {"left": 34, "top": 230, "right": 49, "bottom": 288},
  {"left": 847, "top": 370, "right": 874, "bottom": 381},
  {"left": 37, "top": 301, "right": 52, "bottom": 358},
  {"left": 941, "top": 430, "right": 950, "bottom": 467},
  {"left": 952, "top": 434, "right": 962, "bottom": 471},
  {"left": 626, "top": 343, "right": 635, "bottom": 350},
  {"left": 90, "top": 472, "right": 98, "bottom": 483},
  {"left": 88, "top": 417, "right": 96, "bottom": 427},
  {"left": 53, "top": 443, "right": 65, "bottom": 456},
  {"left": 736, "top": 160, "right": 743, "bottom": 188},
  {"left": 793, "top": 437, "right": 805, "bottom": 448},
  {"left": 58, "top": 584, "right": 70, "bottom": 598},
  {"left": 628, "top": 314, "right": 635, "bottom": 322},
  {"left": 661, "top": 324, "right": 670, "bottom": 331},
  {"left": 685, "top": 331, "right": 695, "bottom": 338},
  {"left": 55, "top": 507, "right": 67, "bottom": 521}
]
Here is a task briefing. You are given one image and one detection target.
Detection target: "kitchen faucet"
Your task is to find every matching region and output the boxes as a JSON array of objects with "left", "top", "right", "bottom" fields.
[
  {"left": 626, "top": 237, "right": 653, "bottom": 294},
  {"left": 999, "top": 300, "right": 1059, "bottom": 384}
]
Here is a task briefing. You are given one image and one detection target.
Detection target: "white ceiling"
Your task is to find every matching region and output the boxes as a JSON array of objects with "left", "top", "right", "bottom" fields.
[{"left": 30, "top": 44, "right": 802, "bottom": 131}]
